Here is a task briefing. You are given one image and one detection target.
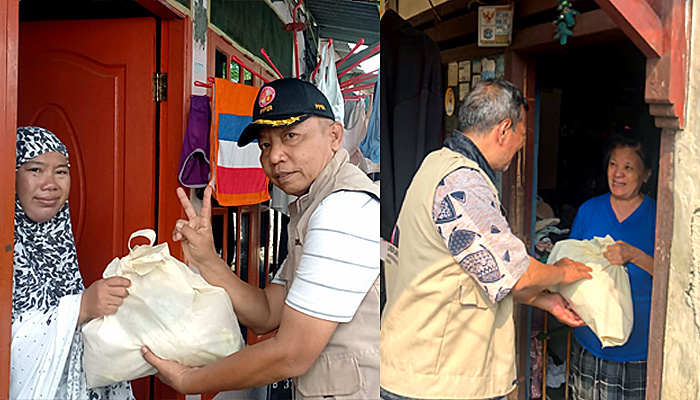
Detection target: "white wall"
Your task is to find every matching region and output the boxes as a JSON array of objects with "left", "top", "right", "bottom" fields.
[{"left": 662, "top": 0, "right": 700, "bottom": 397}]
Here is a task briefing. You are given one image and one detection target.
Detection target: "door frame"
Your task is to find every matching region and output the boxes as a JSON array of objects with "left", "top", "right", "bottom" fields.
[
  {"left": 158, "top": 16, "right": 190, "bottom": 262},
  {"left": 146, "top": 14, "right": 191, "bottom": 400},
  {"left": 0, "top": 0, "right": 189, "bottom": 397},
  {"left": 0, "top": 1, "right": 19, "bottom": 397},
  {"left": 500, "top": 1, "right": 688, "bottom": 398},
  {"left": 410, "top": 0, "right": 688, "bottom": 398}
]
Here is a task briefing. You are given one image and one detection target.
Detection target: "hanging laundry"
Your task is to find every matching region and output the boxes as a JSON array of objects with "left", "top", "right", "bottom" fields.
[
  {"left": 364, "top": 91, "right": 373, "bottom": 132},
  {"left": 313, "top": 40, "right": 344, "bottom": 125},
  {"left": 210, "top": 78, "right": 270, "bottom": 206},
  {"left": 359, "top": 70, "right": 380, "bottom": 164},
  {"left": 357, "top": 93, "right": 380, "bottom": 177},
  {"left": 178, "top": 95, "right": 211, "bottom": 188},
  {"left": 343, "top": 99, "right": 368, "bottom": 164}
]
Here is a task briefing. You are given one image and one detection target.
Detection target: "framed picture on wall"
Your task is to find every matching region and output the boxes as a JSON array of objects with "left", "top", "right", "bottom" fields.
[
  {"left": 458, "top": 60, "right": 471, "bottom": 82},
  {"left": 448, "top": 62, "right": 459, "bottom": 86},
  {"left": 473, "top": 59, "right": 482, "bottom": 74},
  {"left": 478, "top": 4, "right": 513, "bottom": 47},
  {"left": 459, "top": 82, "right": 470, "bottom": 101}
]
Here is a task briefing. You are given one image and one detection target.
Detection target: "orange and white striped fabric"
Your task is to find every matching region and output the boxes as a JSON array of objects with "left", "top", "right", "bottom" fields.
[{"left": 210, "top": 78, "right": 270, "bottom": 206}]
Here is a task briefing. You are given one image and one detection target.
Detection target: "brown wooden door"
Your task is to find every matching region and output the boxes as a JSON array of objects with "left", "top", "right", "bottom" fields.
[{"left": 18, "top": 18, "right": 157, "bottom": 286}]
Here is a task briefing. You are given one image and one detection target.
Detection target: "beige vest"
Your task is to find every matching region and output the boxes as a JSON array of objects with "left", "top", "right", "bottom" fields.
[
  {"left": 381, "top": 147, "right": 517, "bottom": 399},
  {"left": 280, "top": 149, "right": 380, "bottom": 400}
]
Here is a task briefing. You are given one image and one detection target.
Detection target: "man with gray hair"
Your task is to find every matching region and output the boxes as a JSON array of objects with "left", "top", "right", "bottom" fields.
[{"left": 380, "top": 79, "right": 592, "bottom": 400}]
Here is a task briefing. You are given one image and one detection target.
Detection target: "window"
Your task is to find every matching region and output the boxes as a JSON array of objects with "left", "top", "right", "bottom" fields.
[
  {"left": 230, "top": 62, "right": 240, "bottom": 83},
  {"left": 215, "top": 49, "right": 228, "bottom": 79},
  {"left": 207, "top": 29, "right": 281, "bottom": 347}
]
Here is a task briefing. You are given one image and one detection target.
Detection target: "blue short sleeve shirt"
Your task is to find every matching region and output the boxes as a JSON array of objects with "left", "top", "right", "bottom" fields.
[{"left": 569, "top": 193, "right": 656, "bottom": 362}]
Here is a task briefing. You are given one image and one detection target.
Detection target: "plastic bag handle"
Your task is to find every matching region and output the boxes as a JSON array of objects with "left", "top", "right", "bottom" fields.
[{"left": 128, "top": 229, "right": 157, "bottom": 250}]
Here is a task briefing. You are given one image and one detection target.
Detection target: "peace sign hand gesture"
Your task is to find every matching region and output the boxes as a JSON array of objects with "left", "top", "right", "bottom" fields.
[{"left": 173, "top": 186, "right": 218, "bottom": 269}]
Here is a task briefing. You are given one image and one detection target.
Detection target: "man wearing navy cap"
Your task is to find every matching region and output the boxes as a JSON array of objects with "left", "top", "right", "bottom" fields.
[{"left": 143, "top": 78, "right": 380, "bottom": 399}]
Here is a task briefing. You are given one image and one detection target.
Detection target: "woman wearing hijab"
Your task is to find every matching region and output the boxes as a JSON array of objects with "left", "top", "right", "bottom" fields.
[{"left": 12, "top": 126, "right": 134, "bottom": 399}]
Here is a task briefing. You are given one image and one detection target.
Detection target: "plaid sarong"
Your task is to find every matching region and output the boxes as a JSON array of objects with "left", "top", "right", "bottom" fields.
[{"left": 569, "top": 340, "right": 647, "bottom": 400}]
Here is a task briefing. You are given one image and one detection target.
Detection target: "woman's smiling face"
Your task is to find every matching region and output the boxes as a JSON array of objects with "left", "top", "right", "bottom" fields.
[
  {"left": 607, "top": 146, "right": 648, "bottom": 201},
  {"left": 16, "top": 152, "right": 71, "bottom": 223}
]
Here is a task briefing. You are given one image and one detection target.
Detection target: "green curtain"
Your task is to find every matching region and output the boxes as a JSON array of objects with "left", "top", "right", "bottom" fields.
[{"left": 211, "top": 0, "right": 294, "bottom": 78}]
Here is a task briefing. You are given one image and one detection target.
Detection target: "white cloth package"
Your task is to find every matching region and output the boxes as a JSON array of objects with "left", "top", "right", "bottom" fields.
[
  {"left": 548, "top": 235, "right": 633, "bottom": 348},
  {"left": 82, "top": 229, "right": 244, "bottom": 388}
]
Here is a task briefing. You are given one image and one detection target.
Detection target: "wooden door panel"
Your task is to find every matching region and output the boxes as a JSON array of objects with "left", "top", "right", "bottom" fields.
[
  {"left": 19, "top": 56, "right": 126, "bottom": 276},
  {"left": 18, "top": 18, "right": 157, "bottom": 286}
]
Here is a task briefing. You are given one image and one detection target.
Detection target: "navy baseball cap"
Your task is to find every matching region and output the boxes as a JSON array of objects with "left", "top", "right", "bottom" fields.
[{"left": 237, "top": 78, "right": 335, "bottom": 147}]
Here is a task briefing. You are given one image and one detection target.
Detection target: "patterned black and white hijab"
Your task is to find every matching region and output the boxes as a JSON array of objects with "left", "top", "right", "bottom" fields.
[{"left": 13, "top": 126, "right": 84, "bottom": 322}]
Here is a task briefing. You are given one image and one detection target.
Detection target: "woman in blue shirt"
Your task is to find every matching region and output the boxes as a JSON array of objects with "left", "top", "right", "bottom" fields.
[{"left": 568, "top": 135, "right": 655, "bottom": 400}]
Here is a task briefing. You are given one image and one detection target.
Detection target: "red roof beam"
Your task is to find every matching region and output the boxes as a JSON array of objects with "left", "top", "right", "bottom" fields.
[
  {"left": 340, "top": 82, "right": 375, "bottom": 94},
  {"left": 339, "top": 69, "right": 378, "bottom": 89},
  {"left": 594, "top": 0, "right": 664, "bottom": 58}
]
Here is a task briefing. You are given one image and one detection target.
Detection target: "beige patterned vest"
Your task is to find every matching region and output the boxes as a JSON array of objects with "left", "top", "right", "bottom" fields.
[
  {"left": 381, "top": 147, "right": 518, "bottom": 399},
  {"left": 279, "top": 149, "right": 380, "bottom": 400}
]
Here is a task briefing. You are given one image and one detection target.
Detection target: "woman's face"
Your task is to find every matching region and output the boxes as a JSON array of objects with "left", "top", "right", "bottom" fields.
[
  {"left": 607, "top": 146, "right": 649, "bottom": 201},
  {"left": 16, "top": 152, "right": 70, "bottom": 223}
]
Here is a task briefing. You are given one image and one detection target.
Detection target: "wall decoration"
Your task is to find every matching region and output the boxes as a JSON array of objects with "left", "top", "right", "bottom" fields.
[
  {"left": 458, "top": 60, "right": 471, "bottom": 82},
  {"left": 472, "top": 59, "right": 482, "bottom": 74},
  {"left": 445, "top": 87, "right": 455, "bottom": 116},
  {"left": 448, "top": 62, "right": 459, "bottom": 86},
  {"left": 554, "top": 0, "right": 579, "bottom": 45},
  {"left": 481, "top": 58, "right": 496, "bottom": 80},
  {"left": 496, "top": 55, "right": 506, "bottom": 78},
  {"left": 459, "top": 83, "right": 470, "bottom": 101},
  {"left": 478, "top": 4, "right": 514, "bottom": 47}
]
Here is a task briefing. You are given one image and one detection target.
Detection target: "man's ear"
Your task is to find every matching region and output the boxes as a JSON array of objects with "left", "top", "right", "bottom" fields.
[
  {"left": 495, "top": 118, "right": 512, "bottom": 146},
  {"left": 329, "top": 121, "right": 344, "bottom": 151}
]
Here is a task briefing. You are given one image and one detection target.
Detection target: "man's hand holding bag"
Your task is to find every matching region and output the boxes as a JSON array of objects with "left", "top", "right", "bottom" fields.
[{"left": 82, "top": 229, "right": 245, "bottom": 388}]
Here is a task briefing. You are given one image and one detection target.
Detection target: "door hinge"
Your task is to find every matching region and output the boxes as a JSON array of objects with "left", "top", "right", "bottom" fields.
[{"left": 153, "top": 72, "right": 168, "bottom": 102}]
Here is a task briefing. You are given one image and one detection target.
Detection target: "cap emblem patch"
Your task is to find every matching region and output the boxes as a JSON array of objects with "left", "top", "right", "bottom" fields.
[
  {"left": 259, "top": 86, "right": 276, "bottom": 108},
  {"left": 314, "top": 104, "right": 326, "bottom": 110}
]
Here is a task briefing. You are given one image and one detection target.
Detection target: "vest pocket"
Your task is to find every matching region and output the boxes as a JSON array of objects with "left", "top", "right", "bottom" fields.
[
  {"left": 296, "top": 355, "right": 362, "bottom": 398},
  {"left": 458, "top": 278, "right": 494, "bottom": 309}
]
